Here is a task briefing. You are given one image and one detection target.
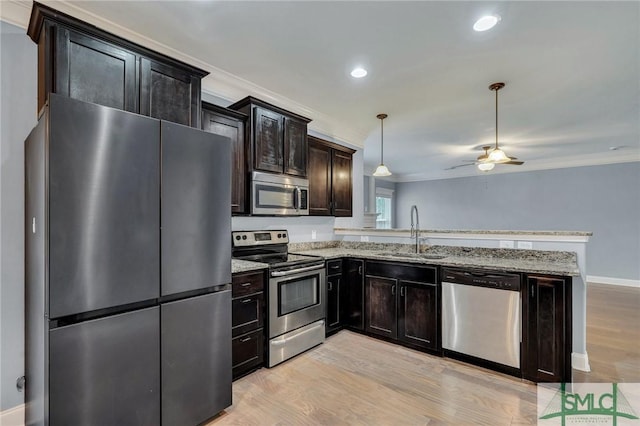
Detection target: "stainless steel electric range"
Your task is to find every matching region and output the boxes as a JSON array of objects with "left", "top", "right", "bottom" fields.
[{"left": 232, "top": 230, "right": 326, "bottom": 367}]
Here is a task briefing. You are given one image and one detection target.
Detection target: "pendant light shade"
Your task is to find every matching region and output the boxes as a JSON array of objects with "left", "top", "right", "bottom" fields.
[
  {"left": 373, "top": 164, "right": 391, "bottom": 177},
  {"left": 373, "top": 113, "right": 392, "bottom": 177}
]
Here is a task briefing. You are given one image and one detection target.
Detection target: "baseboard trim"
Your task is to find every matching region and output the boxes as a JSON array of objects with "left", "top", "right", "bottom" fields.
[
  {"left": 572, "top": 352, "right": 591, "bottom": 372},
  {"left": 0, "top": 403, "right": 24, "bottom": 426},
  {"left": 587, "top": 275, "right": 640, "bottom": 288}
]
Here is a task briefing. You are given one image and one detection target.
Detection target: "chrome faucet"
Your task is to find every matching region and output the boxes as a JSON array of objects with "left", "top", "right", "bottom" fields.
[{"left": 410, "top": 205, "right": 420, "bottom": 253}]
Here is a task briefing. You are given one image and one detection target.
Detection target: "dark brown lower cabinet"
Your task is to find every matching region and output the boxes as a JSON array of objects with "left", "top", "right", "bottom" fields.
[
  {"left": 523, "top": 274, "right": 572, "bottom": 383},
  {"left": 231, "top": 270, "right": 266, "bottom": 379},
  {"left": 326, "top": 259, "right": 345, "bottom": 335},
  {"left": 365, "top": 261, "right": 440, "bottom": 352},
  {"left": 232, "top": 329, "right": 264, "bottom": 379},
  {"left": 365, "top": 275, "right": 397, "bottom": 339},
  {"left": 345, "top": 259, "right": 365, "bottom": 330},
  {"left": 398, "top": 280, "right": 439, "bottom": 351}
]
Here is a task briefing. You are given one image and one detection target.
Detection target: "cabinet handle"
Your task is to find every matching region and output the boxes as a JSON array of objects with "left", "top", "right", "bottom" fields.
[
  {"left": 330, "top": 265, "right": 340, "bottom": 270},
  {"left": 328, "top": 282, "right": 333, "bottom": 291},
  {"left": 400, "top": 286, "right": 405, "bottom": 297},
  {"left": 358, "top": 265, "right": 362, "bottom": 275},
  {"left": 240, "top": 282, "right": 252, "bottom": 287},
  {"left": 239, "top": 337, "right": 252, "bottom": 343},
  {"left": 531, "top": 284, "right": 535, "bottom": 298},
  {"left": 391, "top": 285, "right": 396, "bottom": 295},
  {"left": 242, "top": 298, "right": 252, "bottom": 304}
]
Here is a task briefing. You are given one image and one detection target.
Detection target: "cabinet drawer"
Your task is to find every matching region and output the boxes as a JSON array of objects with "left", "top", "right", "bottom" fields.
[
  {"left": 366, "top": 261, "right": 437, "bottom": 284},
  {"left": 232, "top": 329, "right": 264, "bottom": 379},
  {"left": 232, "top": 271, "right": 265, "bottom": 297},
  {"left": 326, "top": 259, "right": 343, "bottom": 275},
  {"left": 232, "top": 293, "right": 264, "bottom": 337}
]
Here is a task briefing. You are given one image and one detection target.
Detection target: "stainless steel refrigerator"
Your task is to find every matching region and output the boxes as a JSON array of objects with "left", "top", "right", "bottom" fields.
[{"left": 25, "top": 94, "right": 232, "bottom": 425}]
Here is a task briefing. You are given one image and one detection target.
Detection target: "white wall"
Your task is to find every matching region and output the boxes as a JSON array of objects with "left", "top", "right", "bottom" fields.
[
  {"left": 395, "top": 162, "right": 640, "bottom": 281},
  {"left": 1, "top": 21, "right": 37, "bottom": 410}
]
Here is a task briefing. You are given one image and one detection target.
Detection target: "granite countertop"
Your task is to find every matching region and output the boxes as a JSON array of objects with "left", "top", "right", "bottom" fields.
[
  {"left": 289, "top": 242, "right": 580, "bottom": 276},
  {"left": 232, "top": 259, "right": 268, "bottom": 274}
]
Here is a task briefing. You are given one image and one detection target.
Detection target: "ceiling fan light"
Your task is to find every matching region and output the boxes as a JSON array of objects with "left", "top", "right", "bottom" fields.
[
  {"left": 487, "top": 148, "right": 510, "bottom": 163},
  {"left": 477, "top": 162, "right": 495, "bottom": 172},
  {"left": 473, "top": 15, "right": 501, "bottom": 32},
  {"left": 373, "top": 163, "right": 392, "bottom": 177}
]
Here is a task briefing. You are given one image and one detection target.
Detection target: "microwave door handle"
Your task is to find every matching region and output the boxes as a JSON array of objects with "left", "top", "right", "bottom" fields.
[{"left": 293, "top": 186, "right": 300, "bottom": 211}]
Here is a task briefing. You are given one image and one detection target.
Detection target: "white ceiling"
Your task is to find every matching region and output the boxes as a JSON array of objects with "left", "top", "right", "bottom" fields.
[{"left": 4, "top": 1, "right": 640, "bottom": 181}]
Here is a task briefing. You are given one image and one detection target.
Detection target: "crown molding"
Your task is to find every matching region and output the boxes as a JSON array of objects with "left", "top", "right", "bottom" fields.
[
  {"left": 0, "top": 0, "right": 31, "bottom": 27},
  {"left": 388, "top": 150, "right": 640, "bottom": 182},
  {"left": 1, "top": 0, "right": 366, "bottom": 148}
]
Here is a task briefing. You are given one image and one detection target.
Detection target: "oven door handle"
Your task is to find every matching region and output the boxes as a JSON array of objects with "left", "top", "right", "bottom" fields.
[{"left": 271, "top": 264, "right": 324, "bottom": 277}]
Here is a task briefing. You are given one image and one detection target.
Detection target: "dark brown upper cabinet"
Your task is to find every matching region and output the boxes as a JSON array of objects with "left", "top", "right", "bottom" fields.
[
  {"left": 228, "top": 97, "right": 311, "bottom": 177},
  {"left": 140, "top": 58, "right": 202, "bottom": 128},
  {"left": 308, "top": 136, "right": 355, "bottom": 217},
  {"left": 28, "top": 2, "right": 207, "bottom": 127},
  {"left": 201, "top": 102, "right": 248, "bottom": 214}
]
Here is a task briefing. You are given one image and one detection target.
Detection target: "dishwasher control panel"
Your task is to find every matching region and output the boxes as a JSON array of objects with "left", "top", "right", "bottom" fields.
[{"left": 441, "top": 268, "right": 521, "bottom": 291}]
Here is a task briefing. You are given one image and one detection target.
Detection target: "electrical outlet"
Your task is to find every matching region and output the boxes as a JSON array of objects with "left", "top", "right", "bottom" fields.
[
  {"left": 311, "top": 230, "right": 317, "bottom": 240},
  {"left": 499, "top": 240, "right": 515, "bottom": 249},
  {"left": 360, "top": 235, "right": 369, "bottom": 242},
  {"left": 517, "top": 241, "right": 533, "bottom": 249}
]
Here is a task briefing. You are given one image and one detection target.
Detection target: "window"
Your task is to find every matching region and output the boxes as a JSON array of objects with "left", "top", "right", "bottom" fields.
[{"left": 375, "top": 188, "right": 394, "bottom": 229}]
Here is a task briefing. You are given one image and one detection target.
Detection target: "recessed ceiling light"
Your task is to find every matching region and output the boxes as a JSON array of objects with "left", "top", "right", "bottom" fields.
[
  {"left": 473, "top": 15, "right": 501, "bottom": 32},
  {"left": 350, "top": 67, "right": 368, "bottom": 78}
]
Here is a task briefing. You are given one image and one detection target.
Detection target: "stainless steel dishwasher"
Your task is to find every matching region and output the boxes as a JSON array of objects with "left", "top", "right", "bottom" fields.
[{"left": 441, "top": 268, "right": 521, "bottom": 369}]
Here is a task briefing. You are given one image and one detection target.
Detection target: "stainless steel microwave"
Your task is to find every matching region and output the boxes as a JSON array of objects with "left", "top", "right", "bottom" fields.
[{"left": 251, "top": 171, "right": 309, "bottom": 215}]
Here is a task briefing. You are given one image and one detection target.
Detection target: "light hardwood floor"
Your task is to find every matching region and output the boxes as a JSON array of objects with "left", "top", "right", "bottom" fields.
[{"left": 209, "top": 283, "right": 640, "bottom": 425}]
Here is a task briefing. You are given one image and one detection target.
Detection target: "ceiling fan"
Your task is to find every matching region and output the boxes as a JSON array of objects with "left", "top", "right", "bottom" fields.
[
  {"left": 447, "top": 82, "right": 526, "bottom": 172},
  {"left": 446, "top": 145, "right": 524, "bottom": 170}
]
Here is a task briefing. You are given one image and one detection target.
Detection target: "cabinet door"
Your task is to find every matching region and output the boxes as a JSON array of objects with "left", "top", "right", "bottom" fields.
[
  {"left": 232, "top": 293, "right": 264, "bottom": 337},
  {"left": 308, "top": 140, "right": 332, "bottom": 216},
  {"left": 523, "top": 275, "right": 571, "bottom": 382},
  {"left": 49, "top": 307, "right": 160, "bottom": 426},
  {"left": 232, "top": 329, "right": 264, "bottom": 380},
  {"left": 54, "top": 26, "right": 138, "bottom": 112},
  {"left": 253, "top": 107, "right": 284, "bottom": 173},
  {"left": 346, "top": 259, "right": 365, "bottom": 330},
  {"left": 202, "top": 110, "right": 246, "bottom": 213},
  {"left": 284, "top": 117, "right": 307, "bottom": 177},
  {"left": 332, "top": 150, "right": 353, "bottom": 217},
  {"left": 327, "top": 275, "right": 342, "bottom": 331},
  {"left": 140, "top": 58, "right": 201, "bottom": 127},
  {"left": 365, "top": 275, "right": 397, "bottom": 339},
  {"left": 398, "top": 280, "right": 439, "bottom": 351},
  {"left": 161, "top": 291, "right": 232, "bottom": 426}
]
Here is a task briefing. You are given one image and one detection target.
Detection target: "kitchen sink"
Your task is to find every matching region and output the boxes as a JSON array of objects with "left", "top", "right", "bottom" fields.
[{"left": 381, "top": 252, "right": 447, "bottom": 260}]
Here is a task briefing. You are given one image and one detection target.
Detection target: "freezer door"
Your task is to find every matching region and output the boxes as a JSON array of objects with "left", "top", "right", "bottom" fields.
[
  {"left": 161, "top": 290, "right": 232, "bottom": 426},
  {"left": 161, "top": 121, "right": 231, "bottom": 296},
  {"left": 48, "top": 95, "right": 160, "bottom": 318},
  {"left": 49, "top": 307, "right": 160, "bottom": 426}
]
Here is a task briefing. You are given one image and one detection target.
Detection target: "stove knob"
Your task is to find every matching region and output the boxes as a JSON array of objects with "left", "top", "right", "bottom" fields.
[
  {"left": 283, "top": 232, "right": 287, "bottom": 238},
  {"left": 277, "top": 233, "right": 282, "bottom": 238},
  {"left": 235, "top": 235, "right": 241, "bottom": 240},
  {"left": 242, "top": 235, "right": 247, "bottom": 240}
]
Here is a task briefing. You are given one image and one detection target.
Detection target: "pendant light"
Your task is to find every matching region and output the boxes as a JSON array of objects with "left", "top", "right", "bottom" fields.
[
  {"left": 485, "top": 82, "right": 511, "bottom": 164},
  {"left": 373, "top": 113, "right": 392, "bottom": 177}
]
